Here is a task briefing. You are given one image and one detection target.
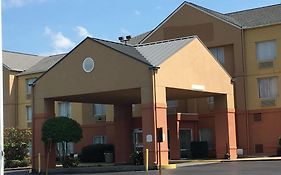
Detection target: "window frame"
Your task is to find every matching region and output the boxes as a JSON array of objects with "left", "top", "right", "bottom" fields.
[
  {"left": 26, "top": 105, "right": 32, "bottom": 123},
  {"left": 256, "top": 40, "right": 277, "bottom": 63},
  {"left": 26, "top": 78, "right": 37, "bottom": 95},
  {"left": 257, "top": 76, "right": 278, "bottom": 99}
]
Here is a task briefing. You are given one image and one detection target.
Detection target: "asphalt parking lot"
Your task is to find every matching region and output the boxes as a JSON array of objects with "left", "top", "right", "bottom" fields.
[{"left": 5, "top": 160, "right": 281, "bottom": 175}]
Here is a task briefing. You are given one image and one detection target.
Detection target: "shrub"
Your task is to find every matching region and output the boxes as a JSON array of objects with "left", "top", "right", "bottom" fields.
[
  {"left": 41, "top": 117, "right": 83, "bottom": 168},
  {"left": 4, "top": 128, "right": 32, "bottom": 162},
  {"left": 4, "top": 158, "right": 30, "bottom": 168},
  {"left": 80, "top": 144, "right": 114, "bottom": 163},
  {"left": 191, "top": 141, "right": 208, "bottom": 159}
]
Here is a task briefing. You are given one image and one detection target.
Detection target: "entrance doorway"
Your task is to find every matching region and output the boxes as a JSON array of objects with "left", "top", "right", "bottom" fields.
[{"left": 180, "top": 129, "right": 192, "bottom": 159}]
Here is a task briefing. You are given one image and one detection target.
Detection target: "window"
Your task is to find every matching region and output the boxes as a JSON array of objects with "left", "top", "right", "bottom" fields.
[
  {"left": 93, "top": 136, "right": 107, "bottom": 144},
  {"left": 58, "top": 102, "right": 71, "bottom": 117},
  {"left": 167, "top": 100, "right": 177, "bottom": 114},
  {"left": 199, "top": 128, "right": 214, "bottom": 149},
  {"left": 256, "top": 40, "right": 276, "bottom": 62},
  {"left": 26, "top": 78, "right": 36, "bottom": 95},
  {"left": 207, "top": 96, "right": 215, "bottom": 110},
  {"left": 209, "top": 47, "right": 224, "bottom": 64},
  {"left": 93, "top": 104, "right": 106, "bottom": 119},
  {"left": 26, "top": 106, "right": 32, "bottom": 123},
  {"left": 258, "top": 77, "right": 278, "bottom": 99}
]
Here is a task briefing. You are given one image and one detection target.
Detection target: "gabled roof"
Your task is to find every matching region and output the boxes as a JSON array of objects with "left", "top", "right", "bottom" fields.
[
  {"left": 227, "top": 4, "right": 281, "bottom": 28},
  {"left": 132, "top": 2, "right": 281, "bottom": 44},
  {"left": 93, "top": 36, "right": 195, "bottom": 67},
  {"left": 18, "top": 54, "right": 66, "bottom": 75},
  {"left": 3, "top": 50, "right": 43, "bottom": 72}
]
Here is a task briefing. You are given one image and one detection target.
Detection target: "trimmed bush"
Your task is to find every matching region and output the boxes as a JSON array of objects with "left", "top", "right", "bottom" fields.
[
  {"left": 5, "top": 158, "right": 30, "bottom": 168},
  {"left": 191, "top": 141, "right": 208, "bottom": 159},
  {"left": 4, "top": 128, "right": 32, "bottom": 168},
  {"left": 80, "top": 144, "right": 114, "bottom": 163}
]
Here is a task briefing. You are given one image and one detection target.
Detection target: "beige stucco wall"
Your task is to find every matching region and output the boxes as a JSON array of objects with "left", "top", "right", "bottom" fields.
[
  {"left": 245, "top": 24, "right": 281, "bottom": 110},
  {"left": 142, "top": 4, "right": 244, "bottom": 111},
  {"left": 17, "top": 73, "right": 42, "bottom": 129},
  {"left": 3, "top": 67, "right": 18, "bottom": 128},
  {"left": 156, "top": 38, "right": 234, "bottom": 109}
]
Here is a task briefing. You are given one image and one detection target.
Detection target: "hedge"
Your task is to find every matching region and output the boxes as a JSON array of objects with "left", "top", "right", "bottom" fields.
[{"left": 80, "top": 144, "right": 114, "bottom": 163}]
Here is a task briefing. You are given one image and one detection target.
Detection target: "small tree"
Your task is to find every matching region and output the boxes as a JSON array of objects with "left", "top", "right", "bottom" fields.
[
  {"left": 4, "top": 128, "right": 32, "bottom": 167},
  {"left": 41, "top": 117, "right": 83, "bottom": 168}
]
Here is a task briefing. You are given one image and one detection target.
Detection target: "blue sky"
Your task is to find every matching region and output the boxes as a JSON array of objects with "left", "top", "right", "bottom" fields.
[{"left": 3, "top": 0, "right": 281, "bottom": 55}]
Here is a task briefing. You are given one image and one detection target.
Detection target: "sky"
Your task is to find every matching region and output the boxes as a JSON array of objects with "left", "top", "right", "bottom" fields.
[{"left": 3, "top": 0, "right": 281, "bottom": 56}]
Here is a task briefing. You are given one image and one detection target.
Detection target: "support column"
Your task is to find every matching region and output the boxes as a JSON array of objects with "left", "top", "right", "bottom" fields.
[
  {"left": 114, "top": 104, "right": 132, "bottom": 164},
  {"left": 214, "top": 94, "right": 237, "bottom": 159},
  {"left": 32, "top": 98, "right": 56, "bottom": 172},
  {"left": 141, "top": 86, "right": 169, "bottom": 167},
  {"left": 168, "top": 115, "right": 180, "bottom": 160}
]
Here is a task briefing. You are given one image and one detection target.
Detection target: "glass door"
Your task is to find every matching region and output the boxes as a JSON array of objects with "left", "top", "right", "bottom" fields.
[{"left": 179, "top": 129, "right": 192, "bottom": 159}]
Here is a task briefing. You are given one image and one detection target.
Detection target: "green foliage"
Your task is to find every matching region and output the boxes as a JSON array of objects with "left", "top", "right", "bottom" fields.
[
  {"left": 4, "top": 128, "right": 32, "bottom": 162},
  {"left": 4, "top": 158, "right": 30, "bottom": 168},
  {"left": 41, "top": 117, "right": 83, "bottom": 144},
  {"left": 41, "top": 117, "right": 83, "bottom": 168},
  {"left": 80, "top": 144, "right": 114, "bottom": 163}
]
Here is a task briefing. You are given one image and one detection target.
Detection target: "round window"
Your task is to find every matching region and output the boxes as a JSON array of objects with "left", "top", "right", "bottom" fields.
[{"left": 82, "top": 57, "right": 95, "bottom": 73}]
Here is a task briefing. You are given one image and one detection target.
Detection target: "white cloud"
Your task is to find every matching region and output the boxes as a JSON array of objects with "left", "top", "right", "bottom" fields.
[
  {"left": 44, "top": 26, "right": 75, "bottom": 54},
  {"left": 75, "top": 26, "right": 93, "bottom": 38},
  {"left": 3, "top": 0, "right": 46, "bottom": 8},
  {"left": 134, "top": 10, "right": 141, "bottom": 16}
]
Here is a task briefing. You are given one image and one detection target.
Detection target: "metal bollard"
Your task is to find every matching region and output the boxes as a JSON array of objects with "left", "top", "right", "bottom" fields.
[
  {"left": 38, "top": 153, "right": 41, "bottom": 173},
  {"left": 145, "top": 149, "right": 149, "bottom": 171}
]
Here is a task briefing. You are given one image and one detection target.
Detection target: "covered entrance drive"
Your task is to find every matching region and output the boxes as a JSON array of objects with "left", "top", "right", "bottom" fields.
[{"left": 31, "top": 36, "right": 237, "bottom": 172}]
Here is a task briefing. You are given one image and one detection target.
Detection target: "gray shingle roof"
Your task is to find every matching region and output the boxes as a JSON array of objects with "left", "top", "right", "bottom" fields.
[
  {"left": 93, "top": 36, "right": 195, "bottom": 67},
  {"left": 127, "top": 31, "right": 151, "bottom": 45},
  {"left": 18, "top": 54, "right": 66, "bottom": 75},
  {"left": 3, "top": 50, "right": 43, "bottom": 72},
  {"left": 227, "top": 4, "right": 281, "bottom": 28}
]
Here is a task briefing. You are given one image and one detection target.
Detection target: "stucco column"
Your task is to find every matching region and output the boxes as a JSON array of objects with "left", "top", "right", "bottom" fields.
[
  {"left": 214, "top": 94, "right": 237, "bottom": 159},
  {"left": 168, "top": 115, "right": 180, "bottom": 160},
  {"left": 114, "top": 104, "right": 133, "bottom": 164},
  {"left": 32, "top": 98, "right": 56, "bottom": 172},
  {"left": 141, "top": 86, "right": 169, "bottom": 167}
]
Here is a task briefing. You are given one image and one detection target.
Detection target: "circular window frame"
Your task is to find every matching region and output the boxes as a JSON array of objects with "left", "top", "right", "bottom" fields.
[{"left": 82, "top": 57, "right": 95, "bottom": 73}]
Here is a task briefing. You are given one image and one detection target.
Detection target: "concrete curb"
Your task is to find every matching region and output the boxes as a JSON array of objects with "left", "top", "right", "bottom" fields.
[
  {"left": 222, "top": 157, "right": 281, "bottom": 163},
  {"left": 43, "top": 165, "right": 146, "bottom": 174}
]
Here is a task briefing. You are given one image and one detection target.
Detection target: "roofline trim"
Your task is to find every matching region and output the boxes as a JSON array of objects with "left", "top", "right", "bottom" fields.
[
  {"left": 140, "top": 1, "right": 241, "bottom": 44},
  {"left": 91, "top": 38, "right": 153, "bottom": 66},
  {"left": 242, "top": 21, "right": 281, "bottom": 30},
  {"left": 33, "top": 37, "right": 90, "bottom": 86}
]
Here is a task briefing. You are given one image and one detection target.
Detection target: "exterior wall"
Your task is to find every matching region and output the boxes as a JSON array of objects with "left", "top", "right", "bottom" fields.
[
  {"left": 3, "top": 67, "right": 18, "bottom": 128},
  {"left": 242, "top": 24, "right": 281, "bottom": 155},
  {"left": 17, "top": 73, "right": 42, "bottom": 129},
  {"left": 245, "top": 24, "right": 281, "bottom": 110},
  {"left": 142, "top": 4, "right": 245, "bottom": 112}
]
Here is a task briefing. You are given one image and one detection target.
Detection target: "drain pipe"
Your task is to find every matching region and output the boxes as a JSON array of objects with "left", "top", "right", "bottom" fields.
[
  {"left": 149, "top": 66, "right": 160, "bottom": 167},
  {"left": 240, "top": 27, "right": 250, "bottom": 155}
]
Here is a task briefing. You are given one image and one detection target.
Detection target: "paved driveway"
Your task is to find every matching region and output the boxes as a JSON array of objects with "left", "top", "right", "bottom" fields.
[{"left": 5, "top": 161, "right": 281, "bottom": 175}]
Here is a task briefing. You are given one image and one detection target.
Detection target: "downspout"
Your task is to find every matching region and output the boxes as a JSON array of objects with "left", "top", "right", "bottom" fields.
[
  {"left": 240, "top": 27, "right": 250, "bottom": 155},
  {"left": 15, "top": 75, "right": 18, "bottom": 127},
  {"left": 31, "top": 83, "right": 36, "bottom": 171},
  {"left": 149, "top": 66, "right": 160, "bottom": 166}
]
